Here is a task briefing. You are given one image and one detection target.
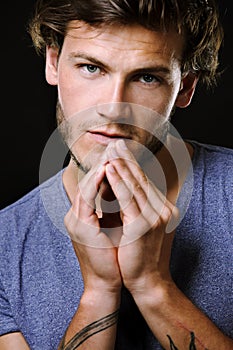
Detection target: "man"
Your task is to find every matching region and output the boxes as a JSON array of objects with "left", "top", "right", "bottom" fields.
[{"left": 0, "top": 0, "right": 232, "bottom": 349}]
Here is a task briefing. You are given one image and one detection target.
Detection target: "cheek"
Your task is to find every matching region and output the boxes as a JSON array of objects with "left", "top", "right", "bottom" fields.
[
  {"left": 151, "top": 88, "right": 179, "bottom": 119},
  {"left": 130, "top": 86, "right": 173, "bottom": 119},
  {"left": 57, "top": 74, "right": 101, "bottom": 118},
  {"left": 138, "top": 97, "right": 172, "bottom": 121},
  {"left": 57, "top": 70, "right": 75, "bottom": 116}
]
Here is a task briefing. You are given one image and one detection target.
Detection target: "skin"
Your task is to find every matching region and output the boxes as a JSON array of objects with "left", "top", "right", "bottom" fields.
[
  {"left": 51, "top": 21, "right": 193, "bottom": 175},
  {"left": 1, "top": 22, "right": 232, "bottom": 350}
]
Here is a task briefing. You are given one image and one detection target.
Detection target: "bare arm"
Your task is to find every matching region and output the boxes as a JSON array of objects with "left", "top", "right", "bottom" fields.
[
  {"left": 59, "top": 158, "right": 122, "bottom": 349},
  {"left": 57, "top": 292, "right": 120, "bottom": 350},
  {"left": 0, "top": 332, "right": 30, "bottom": 350},
  {"left": 132, "top": 281, "right": 233, "bottom": 350}
]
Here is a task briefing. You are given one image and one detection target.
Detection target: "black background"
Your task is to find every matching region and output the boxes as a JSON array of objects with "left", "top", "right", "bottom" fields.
[{"left": 1, "top": 1, "right": 232, "bottom": 209}]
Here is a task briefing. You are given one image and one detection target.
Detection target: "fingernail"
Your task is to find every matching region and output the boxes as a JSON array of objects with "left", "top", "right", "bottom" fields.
[
  {"left": 100, "top": 152, "right": 108, "bottom": 164},
  {"left": 109, "top": 146, "right": 118, "bottom": 159},
  {"left": 96, "top": 165, "right": 104, "bottom": 175},
  {"left": 118, "top": 139, "right": 127, "bottom": 150},
  {"left": 107, "top": 163, "right": 115, "bottom": 173}
]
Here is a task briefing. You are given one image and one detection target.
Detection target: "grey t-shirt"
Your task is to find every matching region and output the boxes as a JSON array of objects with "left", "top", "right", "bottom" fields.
[{"left": 0, "top": 141, "right": 232, "bottom": 349}]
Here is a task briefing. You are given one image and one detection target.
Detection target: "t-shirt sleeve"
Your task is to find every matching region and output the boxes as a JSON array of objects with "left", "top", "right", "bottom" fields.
[{"left": 0, "top": 276, "right": 19, "bottom": 336}]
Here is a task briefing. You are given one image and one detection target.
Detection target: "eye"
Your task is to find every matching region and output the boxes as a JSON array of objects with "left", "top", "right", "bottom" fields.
[
  {"left": 83, "top": 64, "right": 100, "bottom": 74},
  {"left": 139, "top": 74, "right": 157, "bottom": 84},
  {"left": 76, "top": 63, "right": 104, "bottom": 78}
]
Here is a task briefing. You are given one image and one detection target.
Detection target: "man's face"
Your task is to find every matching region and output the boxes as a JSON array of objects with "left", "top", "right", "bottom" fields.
[{"left": 46, "top": 22, "right": 192, "bottom": 172}]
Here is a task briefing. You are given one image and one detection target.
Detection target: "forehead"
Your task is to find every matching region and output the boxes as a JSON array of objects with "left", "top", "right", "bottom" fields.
[{"left": 64, "top": 21, "right": 184, "bottom": 61}]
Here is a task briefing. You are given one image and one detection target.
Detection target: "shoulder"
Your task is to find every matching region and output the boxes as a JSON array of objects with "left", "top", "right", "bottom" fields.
[
  {"left": 0, "top": 171, "right": 62, "bottom": 225},
  {"left": 0, "top": 171, "right": 66, "bottom": 257},
  {"left": 0, "top": 185, "right": 42, "bottom": 240},
  {"left": 191, "top": 140, "right": 233, "bottom": 160},
  {"left": 190, "top": 141, "right": 233, "bottom": 177},
  {"left": 180, "top": 141, "right": 233, "bottom": 219},
  {"left": 188, "top": 141, "right": 233, "bottom": 214}
]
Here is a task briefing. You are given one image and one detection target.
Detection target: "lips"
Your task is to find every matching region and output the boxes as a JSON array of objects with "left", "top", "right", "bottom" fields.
[{"left": 87, "top": 129, "right": 131, "bottom": 145}]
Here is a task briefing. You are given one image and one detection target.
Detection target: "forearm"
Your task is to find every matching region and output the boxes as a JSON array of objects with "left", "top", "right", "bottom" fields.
[
  {"left": 133, "top": 281, "right": 233, "bottom": 350},
  {"left": 58, "top": 290, "right": 121, "bottom": 350}
]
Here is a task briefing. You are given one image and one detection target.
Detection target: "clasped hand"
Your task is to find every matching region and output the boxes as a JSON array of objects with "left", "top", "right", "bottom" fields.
[{"left": 64, "top": 139, "right": 179, "bottom": 297}]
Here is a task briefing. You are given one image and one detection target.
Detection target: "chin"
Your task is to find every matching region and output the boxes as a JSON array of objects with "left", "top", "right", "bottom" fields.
[{"left": 70, "top": 145, "right": 106, "bottom": 174}]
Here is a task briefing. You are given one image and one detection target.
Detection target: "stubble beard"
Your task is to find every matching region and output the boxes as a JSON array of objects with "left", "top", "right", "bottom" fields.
[{"left": 56, "top": 101, "right": 170, "bottom": 174}]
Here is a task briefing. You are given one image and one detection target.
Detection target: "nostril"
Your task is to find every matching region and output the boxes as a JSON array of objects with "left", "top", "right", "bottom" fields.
[{"left": 96, "top": 102, "right": 132, "bottom": 120}]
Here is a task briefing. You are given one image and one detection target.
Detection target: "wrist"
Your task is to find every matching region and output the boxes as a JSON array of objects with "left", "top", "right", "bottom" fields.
[
  {"left": 81, "top": 288, "right": 121, "bottom": 310},
  {"left": 84, "top": 278, "right": 122, "bottom": 295},
  {"left": 130, "top": 278, "right": 175, "bottom": 311}
]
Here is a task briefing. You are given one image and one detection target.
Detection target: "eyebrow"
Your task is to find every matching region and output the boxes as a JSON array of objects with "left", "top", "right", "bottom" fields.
[
  {"left": 69, "top": 52, "right": 111, "bottom": 70},
  {"left": 69, "top": 51, "right": 171, "bottom": 76}
]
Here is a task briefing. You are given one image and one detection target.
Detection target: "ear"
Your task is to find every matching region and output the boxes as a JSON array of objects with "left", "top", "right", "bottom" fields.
[
  {"left": 45, "top": 46, "right": 59, "bottom": 86},
  {"left": 175, "top": 72, "right": 199, "bottom": 108}
]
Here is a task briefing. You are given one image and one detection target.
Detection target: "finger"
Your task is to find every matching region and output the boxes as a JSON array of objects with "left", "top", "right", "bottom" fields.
[
  {"left": 115, "top": 139, "right": 148, "bottom": 187},
  {"left": 105, "top": 161, "right": 158, "bottom": 232},
  {"left": 109, "top": 140, "right": 162, "bottom": 212},
  {"left": 107, "top": 142, "right": 177, "bottom": 232},
  {"left": 65, "top": 168, "right": 102, "bottom": 235},
  {"left": 75, "top": 162, "right": 106, "bottom": 217},
  {"left": 107, "top": 142, "right": 148, "bottom": 199},
  {"left": 107, "top": 143, "right": 164, "bottom": 223},
  {"left": 105, "top": 163, "right": 141, "bottom": 220},
  {"left": 65, "top": 164, "right": 115, "bottom": 247},
  {"left": 113, "top": 140, "right": 171, "bottom": 206},
  {"left": 114, "top": 140, "right": 176, "bottom": 213}
]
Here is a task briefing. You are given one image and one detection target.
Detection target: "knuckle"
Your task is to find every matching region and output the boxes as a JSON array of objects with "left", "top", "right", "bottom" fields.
[
  {"left": 172, "top": 206, "right": 180, "bottom": 220},
  {"left": 133, "top": 184, "right": 145, "bottom": 197},
  {"left": 161, "top": 205, "right": 172, "bottom": 223},
  {"left": 64, "top": 209, "right": 76, "bottom": 232},
  {"left": 138, "top": 172, "right": 148, "bottom": 185}
]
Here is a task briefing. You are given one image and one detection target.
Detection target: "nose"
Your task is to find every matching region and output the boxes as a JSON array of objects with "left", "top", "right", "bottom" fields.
[
  {"left": 96, "top": 78, "right": 132, "bottom": 120},
  {"left": 96, "top": 102, "right": 132, "bottom": 121}
]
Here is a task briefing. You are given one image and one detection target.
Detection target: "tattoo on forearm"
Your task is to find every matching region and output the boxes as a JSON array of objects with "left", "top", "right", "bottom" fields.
[
  {"left": 167, "top": 334, "right": 179, "bottom": 350},
  {"left": 167, "top": 332, "right": 207, "bottom": 350},
  {"left": 60, "top": 309, "right": 119, "bottom": 350}
]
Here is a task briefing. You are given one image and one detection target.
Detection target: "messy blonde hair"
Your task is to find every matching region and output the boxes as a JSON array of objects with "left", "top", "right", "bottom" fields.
[{"left": 29, "top": 0, "right": 224, "bottom": 86}]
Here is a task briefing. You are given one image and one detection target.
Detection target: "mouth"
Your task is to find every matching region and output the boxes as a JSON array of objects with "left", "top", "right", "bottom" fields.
[{"left": 87, "top": 130, "right": 131, "bottom": 145}]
